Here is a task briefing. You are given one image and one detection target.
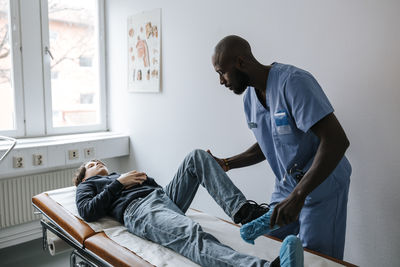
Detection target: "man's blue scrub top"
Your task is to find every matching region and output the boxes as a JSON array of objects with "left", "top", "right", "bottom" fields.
[{"left": 243, "top": 63, "right": 351, "bottom": 204}]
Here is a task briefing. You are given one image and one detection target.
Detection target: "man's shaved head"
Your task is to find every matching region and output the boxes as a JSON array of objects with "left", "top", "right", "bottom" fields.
[
  {"left": 213, "top": 35, "right": 253, "bottom": 67},
  {"left": 212, "top": 35, "right": 270, "bottom": 96},
  {"left": 212, "top": 35, "right": 255, "bottom": 95}
]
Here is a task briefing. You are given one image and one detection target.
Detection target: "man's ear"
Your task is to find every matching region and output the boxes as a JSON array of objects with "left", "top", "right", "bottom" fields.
[{"left": 235, "top": 56, "right": 246, "bottom": 71}]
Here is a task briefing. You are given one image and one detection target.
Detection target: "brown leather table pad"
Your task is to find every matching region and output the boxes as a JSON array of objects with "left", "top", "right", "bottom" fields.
[
  {"left": 32, "top": 194, "right": 357, "bottom": 267},
  {"left": 32, "top": 193, "right": 95, "bottom": 245},
  {"left": 85, "top": 232, "right": 153, "bottom": 267},
  {"left": 32, "top": 192, "right": 152, "bottom": 266}
]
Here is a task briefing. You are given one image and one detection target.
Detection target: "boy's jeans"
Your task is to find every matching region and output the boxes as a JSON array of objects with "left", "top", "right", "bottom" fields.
[{"left": 124, "top": 149, "right": 270, "bottom": 267}]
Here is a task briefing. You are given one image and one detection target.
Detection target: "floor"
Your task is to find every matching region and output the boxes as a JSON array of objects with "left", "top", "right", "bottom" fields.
[{"left": 0, "top": 238, "right": 70, "bottom": 267}]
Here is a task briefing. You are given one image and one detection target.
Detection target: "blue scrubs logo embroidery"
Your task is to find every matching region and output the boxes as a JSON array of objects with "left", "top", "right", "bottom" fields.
[{"left": 274, "top": 110, "right": 291, "bottom": 135}]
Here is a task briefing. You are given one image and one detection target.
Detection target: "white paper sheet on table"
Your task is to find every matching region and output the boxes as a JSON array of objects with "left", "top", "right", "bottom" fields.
[{"left": 47, "top": 186, "right": 344, "bottom": 267}]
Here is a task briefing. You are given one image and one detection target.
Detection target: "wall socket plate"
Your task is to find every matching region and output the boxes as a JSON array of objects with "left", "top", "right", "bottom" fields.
[
  {"left": 68, "top": 149, "right": 79, "bottom": 160},
  {"left": 13, "top": 157, "right": 24, "bottom": 168},
  {"left": 83, "top": 147, "right": 95, "bottom": 159},
  {"left": 32, "top": 154, "right": 43, "bottom": 166}
]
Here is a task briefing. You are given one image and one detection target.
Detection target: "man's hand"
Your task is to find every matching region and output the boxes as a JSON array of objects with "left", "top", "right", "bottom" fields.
[
  {"left": 270, "top": 193, "right": 306, "bottom": 227},
  {"left": 118, "top": 170, "right": 147, "bottom": 189},
  {"left": 207, "top": 149, "right": 229, "bottom": 172}
]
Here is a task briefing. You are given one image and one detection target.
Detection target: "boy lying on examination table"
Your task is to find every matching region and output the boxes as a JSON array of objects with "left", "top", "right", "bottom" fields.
[{"left": 74, "top": 149, "right": 304, "bottom": 267}]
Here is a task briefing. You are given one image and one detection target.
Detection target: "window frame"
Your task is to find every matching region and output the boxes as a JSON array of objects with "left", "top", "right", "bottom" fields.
[
  {"left": 0, "top": 0, "right": 107, "bottom": 138},
  {"left": 0, "top": 0, "right": 24, "bottom": 137},
  {"left": 40, "top": 0, "right": 107, "bottom": 135}
]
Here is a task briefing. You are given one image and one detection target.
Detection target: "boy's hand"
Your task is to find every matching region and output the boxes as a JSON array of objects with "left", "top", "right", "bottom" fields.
[{"left": 118, "top": 170, "right": 147, "bottom": 189}]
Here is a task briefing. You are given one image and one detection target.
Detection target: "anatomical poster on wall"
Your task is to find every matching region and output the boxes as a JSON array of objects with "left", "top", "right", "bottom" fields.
[{"left": 128, "top": 9, "right": 161, "bottom": 92}]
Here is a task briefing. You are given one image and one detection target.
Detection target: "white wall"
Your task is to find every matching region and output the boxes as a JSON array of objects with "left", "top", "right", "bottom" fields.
[{"left": 105, "top": 1, "right": 400, "bottom": 266}]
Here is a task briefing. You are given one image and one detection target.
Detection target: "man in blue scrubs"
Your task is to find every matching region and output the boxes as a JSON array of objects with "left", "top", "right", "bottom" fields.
[{"left": 209, "top": 35, "right": 351, "bottom": 260}]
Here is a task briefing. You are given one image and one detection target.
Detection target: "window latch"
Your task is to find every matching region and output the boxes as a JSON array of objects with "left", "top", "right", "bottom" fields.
[{"left": 44, "top": 46, "right": 54, "bottom": 60}]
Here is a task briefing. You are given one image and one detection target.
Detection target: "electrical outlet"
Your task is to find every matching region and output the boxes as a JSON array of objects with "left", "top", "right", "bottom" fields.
[
  {"left": 13, "top": 156, "right": 24, "bottom": 168},
  {"left": 83, "top": 147, "right": 95, "bottom": 159},
  {"left": 33, "top": 154, "right": 43, "bottom": 166},
  {"left": 68, "top": 149, "right": 79, "bottom": 160}
]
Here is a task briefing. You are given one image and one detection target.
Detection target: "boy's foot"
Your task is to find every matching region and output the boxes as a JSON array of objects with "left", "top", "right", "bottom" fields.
[
  {"left": 280, "top": 235, "right": 304, "bottom": 267},
  {"left": 233, "top": 200, "right": 270, "bottom": 225},
  {"left": 240, "top": 207, "right": 279, "bottom": 244}
]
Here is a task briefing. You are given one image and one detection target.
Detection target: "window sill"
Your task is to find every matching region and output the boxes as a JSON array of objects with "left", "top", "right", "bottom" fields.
[{"left": 0, "top": 132, "right": 130, "bottom": 178}]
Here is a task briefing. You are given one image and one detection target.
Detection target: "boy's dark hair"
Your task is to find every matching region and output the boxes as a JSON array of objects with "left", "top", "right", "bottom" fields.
[
  {"left": 72, "top": 159, "right": 104, "bottom": 186},
  {"left": 73, "top": 162, "right": 87, "bottom": 186}
]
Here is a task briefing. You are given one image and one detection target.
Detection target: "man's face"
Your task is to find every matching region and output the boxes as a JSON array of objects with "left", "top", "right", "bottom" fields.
[
  {"left": 83, "top": 160, "right": 109, "bottom": 181},
  {"left": 212, "top": 54, "right": 249, "bottom": 95}
]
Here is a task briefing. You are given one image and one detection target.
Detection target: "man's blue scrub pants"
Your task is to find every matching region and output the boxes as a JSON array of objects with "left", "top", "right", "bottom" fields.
[{"left": 270, "top": 184, "right": 349, "bottom": 260}]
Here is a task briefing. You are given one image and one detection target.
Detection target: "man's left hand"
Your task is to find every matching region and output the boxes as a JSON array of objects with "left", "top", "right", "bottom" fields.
[{"left": 270, "top": 193, "right": 306, "bottom": 227}]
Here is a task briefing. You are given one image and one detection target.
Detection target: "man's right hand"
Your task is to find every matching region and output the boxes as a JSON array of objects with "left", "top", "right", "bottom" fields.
[
  {"left": 118, "top": 170, "right": 148, "bottom": 189},
  {"left": 207, "top": 149, "right": 229, "bottom": 172}
]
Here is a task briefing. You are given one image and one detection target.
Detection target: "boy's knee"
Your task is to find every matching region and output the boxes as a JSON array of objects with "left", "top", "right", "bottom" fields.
[{"left": 189, "top": 149, "right": 208, "bottom": 159}]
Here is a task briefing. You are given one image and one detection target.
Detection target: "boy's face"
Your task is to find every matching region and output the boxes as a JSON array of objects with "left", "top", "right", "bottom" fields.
[{"left": 83, "top": 160, "right": 109, "bottom": 181}]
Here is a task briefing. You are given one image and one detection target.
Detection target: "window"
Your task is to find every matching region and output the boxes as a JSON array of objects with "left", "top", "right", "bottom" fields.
[
  {"left": 0, "top": 0, "right": 106, "bottom": 138},
  {"left": 0, "top": 0, "right": 24, "bottom": 136},
  {"left": 0, "top": 0, "right": 13, "bottom": 131},
  {"left": 42, "top": 0, "right": 106, "bottom": 133}
]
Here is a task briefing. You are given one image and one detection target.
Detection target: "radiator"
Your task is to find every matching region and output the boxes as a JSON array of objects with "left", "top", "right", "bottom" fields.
[{"left": 0, "top": 168, "right": 75, "bottom": 229}]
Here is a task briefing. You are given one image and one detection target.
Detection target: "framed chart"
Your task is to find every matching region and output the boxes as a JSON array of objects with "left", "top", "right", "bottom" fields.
[{"left": 127, "top": 9, "right": 161, "bottom": 93}]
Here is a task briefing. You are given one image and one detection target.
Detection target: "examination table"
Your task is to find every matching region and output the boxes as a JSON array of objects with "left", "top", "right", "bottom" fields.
[{"left": 32, "top": 187, "right": 357, "bottom": 267}]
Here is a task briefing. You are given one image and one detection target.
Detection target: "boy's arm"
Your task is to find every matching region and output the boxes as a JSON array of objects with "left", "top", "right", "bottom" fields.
[{"left": 76, "top": 180, "right": 124, "bottom": 222}]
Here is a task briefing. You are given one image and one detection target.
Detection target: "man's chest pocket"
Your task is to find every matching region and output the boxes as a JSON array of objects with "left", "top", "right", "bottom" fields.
[{"left": 272, "top": 111, "right": 298, "bottom": 146}]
